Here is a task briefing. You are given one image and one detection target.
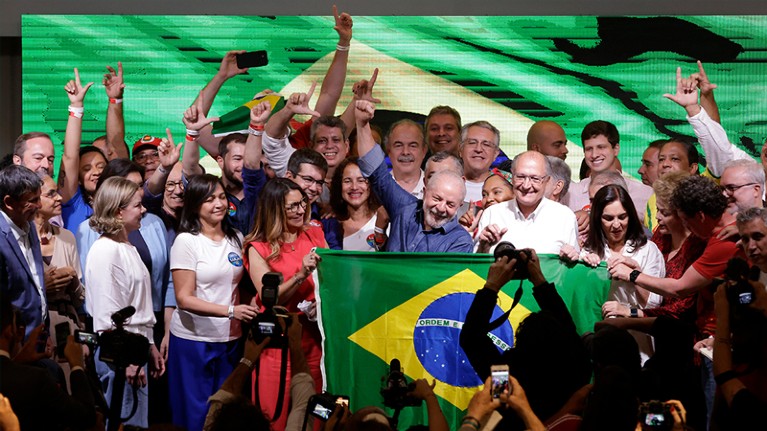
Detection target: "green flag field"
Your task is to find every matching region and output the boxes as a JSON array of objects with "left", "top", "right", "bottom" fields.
[{"left": 315, "top": 250, "right": 610, "bottom": 429}]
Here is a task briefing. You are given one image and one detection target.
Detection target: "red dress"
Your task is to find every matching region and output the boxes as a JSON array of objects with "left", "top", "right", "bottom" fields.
[{"left": 244, "top": 225, "right": 325, "bottom": 431}]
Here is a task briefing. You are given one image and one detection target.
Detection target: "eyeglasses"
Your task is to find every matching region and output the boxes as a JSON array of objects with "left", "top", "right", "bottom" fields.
[
  {"left": 463, "top": 139, "right": 496, "bottom": 151},
  {"left": 134, "top": 151, "right": 159, "bottom": 163},
  {"left": 299, "top": 175, "right": 325, "bottom": 188},
  {"left": 512, "top": 174, "right": 548, "bottom": 185},
  {"left": 285, "top": 198, "right": 308, "bottom": 214},
  {"left": 165, "top": 180, "right": 184, "bottom": 192},
  {"left": 720, "top": 182, "right": 758, "bottom": 195}
]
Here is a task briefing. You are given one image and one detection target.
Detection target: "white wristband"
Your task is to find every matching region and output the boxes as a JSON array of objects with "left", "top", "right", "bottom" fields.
[
  {"left": 68, "top": 105, "right": 84, "bottom": 119},
  {"left": 248, "top": 128, "right": 264, "bottom": 136},
  {"left": 185, "top": 129, "right": 200, "bottom": 137},
  {"left": 336, "top": 44, "right": 350, "bottom": 52}
]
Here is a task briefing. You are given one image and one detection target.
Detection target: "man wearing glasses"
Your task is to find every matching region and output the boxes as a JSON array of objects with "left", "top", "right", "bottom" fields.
[
  {"left": 460, "top": 121, "right": 501, "bottom": 204},
  {"left": 475, "top": 151, "right": 579, "bottom": 254},
  {"left": 132, "top": 136, "right": 162, "bottom": 180},
  {"left": 719, "top": 159, "right": 765, "bottom": 215}
]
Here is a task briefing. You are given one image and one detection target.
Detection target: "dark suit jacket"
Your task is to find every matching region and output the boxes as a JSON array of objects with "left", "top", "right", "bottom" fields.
[
  {"left": 0, "top": 356, "right": 96, "bottom": 430},
  {"left": 0, "top": 213, "right": 46, "bottom": 338}
]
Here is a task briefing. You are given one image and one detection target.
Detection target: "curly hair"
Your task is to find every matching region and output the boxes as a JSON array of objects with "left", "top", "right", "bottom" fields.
[
  {"left": 653, "top": 171, "right": 691, "bottom": 209},
  {"left": 671, "top": 175, "right": 727, "bottom": 218},
  {"left": 89, "top": 177, "right": 139, "bottom": 236},
  {"left": 329, "top": 157, "right": 380, "bottom": 221}
]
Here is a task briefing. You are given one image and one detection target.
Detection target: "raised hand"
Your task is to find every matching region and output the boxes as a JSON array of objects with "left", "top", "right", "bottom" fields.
[
  {"left": 286, "top": 82, "right": 321, "bottom": 117},
  {"left": 103, "top": 62, "right": 125, "bottom": 99},
  {"left": 352, "top": 68, "right": 382, "bottom": 104},
  {"left": 332, "top": 5, "right": 353, "bottom": 44},
  {"left": 477, "top": 224, "right": 507, "bottom": 252},
  {"left": 218, "top": 50, "right": 249, "bottom": 79},
  {"left": 158, "top": 128, "right": 182, "bottom": 169},
  {"left": 690, "top": 61, "right": 717, "bottom": 95},
  {"left": 250, "top": 100, "right": 272, "bottom": 125},
  {"left": 183, "top": 92, "right": 219, "bottom": 132},
  {"left": 64, "top": 68, "right": 94, "bottom": 106},
  {"left": 663, "top": 67, "right": 698, "bottom": 108},
  {"left": 354, "top": 99, "right": 376, "bottom": 124}
]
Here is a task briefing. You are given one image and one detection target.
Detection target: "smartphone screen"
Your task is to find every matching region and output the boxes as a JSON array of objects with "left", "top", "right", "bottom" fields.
[
  {"left": 491, "top": 367, "right": 510, "bottom": 398},
  {"left": 75, "top": 330, "right": 98, "bottom": 345},
  {"left": 236, "top": 50, "right": 268, "bottom": 69},
  {"left": 311, "top": 403, "right": 332, "bottom": 420}
]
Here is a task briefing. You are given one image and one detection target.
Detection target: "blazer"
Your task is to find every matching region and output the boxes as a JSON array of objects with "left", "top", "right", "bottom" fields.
[{"left": 0, "top": 213, "right": 46, "bottom": 338}]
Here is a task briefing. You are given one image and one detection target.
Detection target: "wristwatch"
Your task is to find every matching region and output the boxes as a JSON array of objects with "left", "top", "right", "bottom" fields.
[
  {"left": 630, "top": 307, "right": 639, "bottom": 318},
  {"left": 629, "top": 270, "right": 641, "bottom": 283}
]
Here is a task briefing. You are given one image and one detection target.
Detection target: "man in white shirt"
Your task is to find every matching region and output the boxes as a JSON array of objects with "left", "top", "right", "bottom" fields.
[
  {"left": 564, "top": 120, "right": 653, "bottom": 222},
  {"left": 385, "top": 119, "right": 427, "bottom": 198},
  {"left": 475, "top": 151, "right": 579, "bottom": 254},
  {"left": 461, "top": 121, "right": 501, "bottom": 203},
  {"left": 0, "top": 165, "right": 46, "bottom": 339}
]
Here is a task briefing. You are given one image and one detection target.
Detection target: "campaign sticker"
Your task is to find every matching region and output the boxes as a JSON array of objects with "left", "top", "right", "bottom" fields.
[
  {"left": 228, "top": 252, "right": 243, "bottom": 267},
  {"left": 228, "top": 201, "right": 237, "bottom": 217}
]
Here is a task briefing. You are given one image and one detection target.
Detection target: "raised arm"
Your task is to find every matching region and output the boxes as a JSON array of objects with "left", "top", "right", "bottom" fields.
[
  {"left": 146, "top": 128, "right": 181, "bottom": 195},
  {"left": 103, "top": 62, "right": 129, "bottom": 159},
  {"left": 244, "top": 100, "right": 271, "bottom": 170},
  {"left": 313, "top": 5, "right": 352, "bottom": 117},
  {"left": 339, "top": 69, "right": 380, "bottom": 138},
  {"left": 264, "top": 82, "right": 320, "bottom": 140},
  {"left": 181, "top": 94, "right": 219, "bottom": 177},
  {"left": 609, "top": 261, "right": 709, "bottom": 298},
  {"left": 60, "top": 69, "right": 94, "bottom": 203},
  {"left": 691, "top": 61, "right": 720, "bottom": 124},
  {"left": 353, "top": 99, "right": 377, "bottom": 157}
]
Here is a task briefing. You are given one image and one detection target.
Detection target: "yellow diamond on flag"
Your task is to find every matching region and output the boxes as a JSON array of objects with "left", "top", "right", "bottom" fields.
[{"left": 348, "top": 269, "right": 531, "bottom": 410}]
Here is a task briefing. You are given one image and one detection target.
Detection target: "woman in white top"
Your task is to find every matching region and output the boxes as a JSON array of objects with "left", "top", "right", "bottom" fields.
[
  {"left": 328, "top": 157, "right": 384, "bottom": 251},
  {"left": 84, "top": 176, "right": 164, "bottom": 429},
  {"left": 168, "top": 174, "right": 258, "bottom": 431}
]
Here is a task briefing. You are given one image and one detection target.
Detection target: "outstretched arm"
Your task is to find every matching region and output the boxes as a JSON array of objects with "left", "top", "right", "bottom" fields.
[
  {"left": 60, "top": 69, "right": 94, "bottom": 203},
  {"left": 103, "top": 61, "right": 129, "bottom": 159},
  {"left": 313, "top": 5, "right": 352, "bottom": 117},
  {"left": 244, "top": 101, "right": 271, "bottom": 170},
  {"left": 353, "top": 99, "right": 377, "bottom": 157},
  {"left": 339, "top": 69, "right": 381, "bottom": 138},
  {"left": 181, "top": 93, "right": 219, "bottom": 177},
  {"left": 692, "top": 61, "right": 720, "bottom": 124}
]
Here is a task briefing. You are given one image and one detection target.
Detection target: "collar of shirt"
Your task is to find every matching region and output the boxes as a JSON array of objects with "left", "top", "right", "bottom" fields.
[
  {"left": 511, "top": 197, "right": 547, "bottom": 221},
  {"left": 0, "top": 210, "right": 29, "bottom": 242},
  {"left": 414, "top": 202, "right": 453, "bottom": 234}
]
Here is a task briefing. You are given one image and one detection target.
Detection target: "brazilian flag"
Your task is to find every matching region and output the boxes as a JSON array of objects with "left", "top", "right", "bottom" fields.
[{"left": 315, "top": 250, "right": 610, "bottom": 429}]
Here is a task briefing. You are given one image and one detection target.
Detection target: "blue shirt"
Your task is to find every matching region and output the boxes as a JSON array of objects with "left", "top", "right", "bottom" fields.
[
  {"left": 62, "top": 187, "right": 93, "bottom": 232},
  {"left": 358, "top": 146, "right": 473, "bottom": 253}
]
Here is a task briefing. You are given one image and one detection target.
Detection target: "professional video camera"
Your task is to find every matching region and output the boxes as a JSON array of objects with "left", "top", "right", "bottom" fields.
[
  {"left": 494, "top": 241, "right": 533, "bottom": 280},
  {"left": 381, "top": 359, "right": 422, "bottom": 409},
  {"left": 251, "top": 272, "right": 291, "bottom": 348},
  {"left": 75, "top": 306, "right": 149, "bottom": 369},
  {"left": 637, "top": 400, "right": 673, "bottom": 431}
]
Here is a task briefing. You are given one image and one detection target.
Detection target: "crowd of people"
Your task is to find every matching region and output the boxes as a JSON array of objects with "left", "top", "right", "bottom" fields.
[{"left": 1, "top": 6, "right": 767, "bottom": 431}]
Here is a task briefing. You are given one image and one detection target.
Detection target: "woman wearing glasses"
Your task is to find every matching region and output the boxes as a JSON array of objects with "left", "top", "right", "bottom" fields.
[
  {"left": 243, "top": 178, "right": 325, "bottom": 431},
  {"left": 168, "top": 174, "right": 258, "bottom": 431}
]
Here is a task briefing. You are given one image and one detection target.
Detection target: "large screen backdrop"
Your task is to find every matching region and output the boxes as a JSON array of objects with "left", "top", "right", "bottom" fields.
[{"left": 21, "top": 15, "right": 767, "bottom": 177}]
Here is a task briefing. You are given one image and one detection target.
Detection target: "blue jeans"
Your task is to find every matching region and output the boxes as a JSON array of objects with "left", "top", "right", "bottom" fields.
[{"left": 701, "top": 356, "right": 714, "bottom": 431}]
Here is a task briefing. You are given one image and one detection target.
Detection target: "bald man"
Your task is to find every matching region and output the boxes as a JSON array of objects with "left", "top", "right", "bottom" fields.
[
  {"left": 527, "top": 120, "right": 568, "bottom": 161},
  {"left": 476, "top": 151, "right": 579, "bottom": 254}
]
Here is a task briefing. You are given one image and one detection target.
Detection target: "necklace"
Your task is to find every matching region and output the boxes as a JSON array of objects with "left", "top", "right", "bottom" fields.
[
  {"left": 39, "top": 224, "right": 53, "bottom": 245},
  {"left": 283, "top": 232, "right": 299, "bottom": 252}
]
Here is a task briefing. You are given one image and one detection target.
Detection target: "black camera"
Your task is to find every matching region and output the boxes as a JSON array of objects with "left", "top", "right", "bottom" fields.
[
  {"left": 306, "top": 392, "right": 349, "bottom": 421},
  {"left": 638, "top": 401, "right": 673, "bottom": 431},
  {"left": 251, "top": 272, "right": 291, "bottom": 348},
  {"left": 381, "top": 359, "right": 422, "bottom": 409},
  {"left": 722, "top": 258, "right": 758, "bottom": 307},
  {"left": 494, "top": 242, "right": 532, "bottom": 280},
  {"left": 75, "top": 306, "right": 150, "bottom": 369}
]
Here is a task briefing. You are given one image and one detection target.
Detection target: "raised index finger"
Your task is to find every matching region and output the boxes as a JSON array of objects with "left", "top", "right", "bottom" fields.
[
  {"left": 117, "top": 61, "right": 123, "bottom": 76},
  {"left": 332, "top": 4, "right": 340, "bottom": 21},
  {"left": 675, "top": 67, "right": 682, "bottom": 88},
  {"left": 306, "top": 81, "right": 317, "bottom": 100},
  {"left": 369, "top": 68, "right": 379, "bottom": 88},
  {"left": 74, "top": 68, "right": 81, "bottom": 85},
  {"left": 697, "top": 60, "right": 707, "bottom": 79}
]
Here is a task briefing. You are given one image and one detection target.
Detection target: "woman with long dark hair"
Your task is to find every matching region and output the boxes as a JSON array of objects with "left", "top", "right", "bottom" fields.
[
  {"left": 168, "top": 174, "right": 258, "bottom": 431},
  {"left": 580, "top": 185, "right": 665, "bottom": 307},
  {"left": 327, "top": 157, "right": 382, "bottom": 251},
  {"left": 243, "top": 178, "right": 324, "bottom": 430}
]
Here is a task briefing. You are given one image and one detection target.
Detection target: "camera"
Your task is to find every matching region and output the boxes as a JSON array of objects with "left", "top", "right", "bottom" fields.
[
  {"left": 306, "top": 393, "right": 349, "bottom": 420},
  {"left": 74, "top": 306, "right": 150, "bottom": 369},
  {"left": 638, "top": 401, "right": 673, "bottom": 431},
  {"left": 250, "top": 272, "right": 292, "bottom": 348},
  {"left": 494, "top": 242, "right": 532, "bottom": 280},
  {"left": 380, "top": 359, "right": 422, "bottom": 409},
  {"left": 721, "top": 258, "right": 758, "bottom": 307}
]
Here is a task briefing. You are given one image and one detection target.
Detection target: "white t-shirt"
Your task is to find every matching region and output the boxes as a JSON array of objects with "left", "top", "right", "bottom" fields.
[
  {"left": 475, "top": 198, "right": 579, "bottom": 255},
  {"left": 85, "top": 238, "right": 155, "bottom": 342},
  {"left": 343, "top": 214, "right": 379, "bottom": 252},
  {"left": 170, "top": 232, "right": 244, "bottom": 342},
  {"left": 465, "top": 180, "right": 484, "bottom": 203}
]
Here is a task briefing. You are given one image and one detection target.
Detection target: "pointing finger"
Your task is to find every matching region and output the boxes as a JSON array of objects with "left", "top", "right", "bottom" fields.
[
  {"left": 369, "top": 68, "right": 379, "bottom": 88},
  {"left": 306, "top": 81, "right": 317, "bottom": 100}
]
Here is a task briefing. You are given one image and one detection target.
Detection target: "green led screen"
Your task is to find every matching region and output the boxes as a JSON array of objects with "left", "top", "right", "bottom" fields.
[{"left": 21, "top": 15, "right": 767, "bottom": 177}]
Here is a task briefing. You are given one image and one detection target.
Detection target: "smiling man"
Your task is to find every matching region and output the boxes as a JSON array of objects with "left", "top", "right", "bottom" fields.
[
  {"left": 461, "top": 121, "right": 501, "bottom": 203},
  {"left": 475, "top": 151, "right": 578, "bottom": 254},
  {"left": 386, "top": 119, "right": 427, "bottom": 198},
  {"left": 564, "top": 120, "right": 652, "bottom": 222},
  {"left": 719, "top": 159, "right": 764, "bottom": 215},
  {"left": 425, "top": 105, "right": 462, "bottom": 156},
  {"left": 355, "top": 100, "right": 472, "bottom": 253},
  {"left": 12, "top": 132, "right": 56, "bottom": 176}
]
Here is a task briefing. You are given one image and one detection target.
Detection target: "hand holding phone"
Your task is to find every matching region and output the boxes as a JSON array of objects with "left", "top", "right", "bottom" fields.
[
  {"left": 491, "top": 364, "right": 510, "bottom": 398},
  {"left": 236, "top": 51, "right": 268, "bottom": 69}
]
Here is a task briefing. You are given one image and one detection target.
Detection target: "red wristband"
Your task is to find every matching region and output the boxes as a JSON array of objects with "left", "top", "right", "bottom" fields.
[
  {"left": 249, "top": 123, "right": 265, "bottom": 131},
  {"left": 109, "top": 98, "right": 123, "bottom": 104}
]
